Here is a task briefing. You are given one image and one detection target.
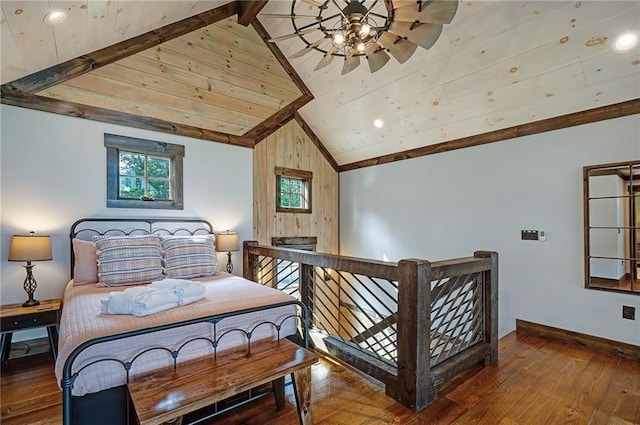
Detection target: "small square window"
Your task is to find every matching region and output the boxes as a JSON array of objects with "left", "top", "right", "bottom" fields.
[
  {"left": 275, "top": 167, "right": 312, "bottom": 213},
  {"left": 105, "top": 134, "right": 184, "bottom": 210}
]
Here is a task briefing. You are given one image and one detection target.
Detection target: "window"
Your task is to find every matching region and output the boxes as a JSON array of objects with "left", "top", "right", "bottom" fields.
[
  {"left": 275, "top": 167, "right": 312, "bottom": 213},
  {"left": 105, "top": 133, "right": 184, "bottom": 209}
]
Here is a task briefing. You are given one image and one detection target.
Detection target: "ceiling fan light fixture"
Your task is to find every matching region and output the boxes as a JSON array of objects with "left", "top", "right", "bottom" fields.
[
  {"left": 275, "top": 0, "right": 459, "bottom": 74},
  {"left": 611, "top": 31, "right": 638, "bottom": 53},
  {"left": 359, "top": 22, "right": 371, "bottom": 37},
  {"left": 43, "top": 10, "right": 67, "bottom": 24}
]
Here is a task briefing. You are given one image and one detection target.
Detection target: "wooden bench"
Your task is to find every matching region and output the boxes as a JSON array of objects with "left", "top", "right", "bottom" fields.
[{"left": 127, "top": 338, "right": 318, "bottom": 425}]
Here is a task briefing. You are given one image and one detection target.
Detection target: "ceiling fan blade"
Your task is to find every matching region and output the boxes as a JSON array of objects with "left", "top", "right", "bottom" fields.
[
  {"left": 300, "top": 0, "right": 324, "bottom": 7},
  {"left": 365, "top": 43, "right": 390, "bottom": 73},
  {"left": 341, "top": 54, "right": 361, "bottom": 75},
  {"left": 377, "top": 31, "right": 418, "bottom": 63},
  {"left": 269, "top": 27, "right": 317, "bottom": 42},
  {"left": 393, "top": 0, "right": 459, "bottom": 25},
  {"left": 261, "top": 14, "right": 319, "bottom": 20},
  {"left": 289, "top": 36, "right": 329, "bottom": 58},
  {"left": 387, "top": 21, "right": 443, "bottom": 50},
  {"left": 363, "top": 0, "right": 382, "bottom": 19},
  {"left": 331, "top": 0, "right": 348, "bottom": 18},
  {"left": 314, "top": 45, "right": 339, "bottom": 70}
]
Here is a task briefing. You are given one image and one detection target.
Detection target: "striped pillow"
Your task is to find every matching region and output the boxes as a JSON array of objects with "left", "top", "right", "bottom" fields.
[
  {"left": 93, "top": 235, "right": 163, "bottom": 286},
  {"left": 161, "top": 235, "right": 220, "bottom": 279}
]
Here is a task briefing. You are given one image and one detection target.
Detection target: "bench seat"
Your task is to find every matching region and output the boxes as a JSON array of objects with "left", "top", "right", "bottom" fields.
[{"left": 128, "top": 338, "right": 318, "bottom": 425}]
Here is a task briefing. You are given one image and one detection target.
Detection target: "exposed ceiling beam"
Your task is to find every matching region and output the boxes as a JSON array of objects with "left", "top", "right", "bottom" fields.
[
  {"left": 294, "top": 113, "right": 340, "bottom": 172},
  {"left": 238, "top": 0, "right": 270, "bottom": 26},
  {"left": 0, "top": 89, "right": 255, "bottom": 148},
  {"left": 339, "top": 99, "right": 640, "bottom": 172}
]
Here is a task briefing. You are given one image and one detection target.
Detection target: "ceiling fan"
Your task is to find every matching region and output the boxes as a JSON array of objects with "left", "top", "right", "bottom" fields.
[{"left": 263, "top": 0, "right": 459, "bottom": 75}]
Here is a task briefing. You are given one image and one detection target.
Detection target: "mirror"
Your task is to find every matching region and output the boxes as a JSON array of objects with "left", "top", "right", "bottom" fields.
[{"left": 584, "top": 161, "right": 639, "bottom": 294}]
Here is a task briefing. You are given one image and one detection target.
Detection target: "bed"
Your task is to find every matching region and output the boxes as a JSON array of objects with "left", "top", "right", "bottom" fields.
[{"left": 58, "top": 218, "right": 309, "bottom": 425}]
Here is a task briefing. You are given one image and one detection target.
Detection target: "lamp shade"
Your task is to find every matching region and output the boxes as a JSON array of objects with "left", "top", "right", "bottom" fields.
[
  {"left": 8, "top": 234, "right": 52, "bottom": 262},
  {"left": 215, "top": 232, "right": 239, "bottom": 252}
]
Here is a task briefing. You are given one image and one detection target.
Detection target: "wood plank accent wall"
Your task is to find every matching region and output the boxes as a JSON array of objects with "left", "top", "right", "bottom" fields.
[{"left": 254, "top": 119, "right": 339, "bottom": 254}]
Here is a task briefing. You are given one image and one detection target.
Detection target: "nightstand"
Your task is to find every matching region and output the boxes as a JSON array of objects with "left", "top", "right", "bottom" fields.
[{"left": 0, "top": 299, "right": 61, "bottom": 365}]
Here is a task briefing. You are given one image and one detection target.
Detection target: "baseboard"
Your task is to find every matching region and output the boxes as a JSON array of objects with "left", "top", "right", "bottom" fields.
[{"left": 515, "top": 319, "right": 639, "bottom": 362}]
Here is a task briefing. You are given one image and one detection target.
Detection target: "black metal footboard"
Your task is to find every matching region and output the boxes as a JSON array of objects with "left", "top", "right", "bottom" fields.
[{"left": 61, "top": 300, "right": 310, "bottom": 425}]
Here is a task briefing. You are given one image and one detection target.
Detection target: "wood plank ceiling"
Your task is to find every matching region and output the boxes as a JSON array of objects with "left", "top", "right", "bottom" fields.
[
  {"left": 1, "top": 1, "right": 639, "bottom": 168},
  {"left": 35, "top": 17, "right": 301, "bottom": 137},
  {"left": 1, "top": 1, "right": 311, "bottom": 148}
]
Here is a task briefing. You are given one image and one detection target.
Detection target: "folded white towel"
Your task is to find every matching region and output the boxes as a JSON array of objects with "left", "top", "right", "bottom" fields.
[
  {"left": 149, "top": 279, "right": 206, "bottom": 299},
  {"left": 100, "top": 286, "right": 151, "bottom": 315},
  {"left": 100, "top": 282, "right": 205, "bottom": 317},
  {"left": 129, "top": 289, "right": 180, "bottom": 317}
]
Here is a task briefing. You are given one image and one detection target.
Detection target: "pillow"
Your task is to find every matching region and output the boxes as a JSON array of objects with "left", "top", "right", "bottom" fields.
[
  {"left": 93, "top": 235, "right": 163, "bottom": 286},
  {"left": 161, "top": 235, "right": 220, "bottom": 279},
  {"left": 72, "top": 238, "right": 98, "bottom": 285}
]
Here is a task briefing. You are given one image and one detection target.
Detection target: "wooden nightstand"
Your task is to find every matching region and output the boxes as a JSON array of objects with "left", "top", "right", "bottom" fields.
[{"left": 0, "top": 299, "right": 61, "bottom": 365}]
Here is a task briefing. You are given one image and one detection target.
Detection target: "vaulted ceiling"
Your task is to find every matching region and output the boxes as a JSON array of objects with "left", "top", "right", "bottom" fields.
[{"left": 1, "top": 1, "right": 639, "bottom": 171}]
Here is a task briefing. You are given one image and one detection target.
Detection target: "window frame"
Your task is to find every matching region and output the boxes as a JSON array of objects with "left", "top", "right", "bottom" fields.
[
  {"left": 105, "top": 133, "right": 184, "bottom": 210},
  {"left": 583, "top": 159, "right": 639, "bottom": 295},
  {"left": 275, "top": 167, "right": 312, "bottom": 214}
]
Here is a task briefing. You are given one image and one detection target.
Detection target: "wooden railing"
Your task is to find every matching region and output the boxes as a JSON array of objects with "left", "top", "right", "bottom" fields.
[{"left": 243, "top": 243, "right": 498, "bottom": 411}]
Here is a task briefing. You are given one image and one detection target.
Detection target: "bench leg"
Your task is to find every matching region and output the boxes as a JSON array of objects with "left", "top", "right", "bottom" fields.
[
  {"left": 291, "top": 367, "right": 312, "bottom": 425},
  {"left": 272, "top": 376, "right": 286, "bottom": 410}
]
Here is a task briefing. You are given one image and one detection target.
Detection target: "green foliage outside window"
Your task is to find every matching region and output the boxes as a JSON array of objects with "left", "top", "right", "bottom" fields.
[
  {"left": 279, "top": 177, "right": 305, "bottom": 208},
  {"left": 119, "top": 152, "right": 171, "bottom": 200}
]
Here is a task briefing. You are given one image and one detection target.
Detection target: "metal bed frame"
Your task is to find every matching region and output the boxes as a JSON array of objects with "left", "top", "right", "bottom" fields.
[{"left": 62, "top": 218, "right": 310, "bottom": 425}]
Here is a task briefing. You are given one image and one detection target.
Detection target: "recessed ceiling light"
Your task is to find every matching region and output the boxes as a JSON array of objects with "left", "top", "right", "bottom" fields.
[
  {"left": 373, "top": 119, "right": 384, "bottom": 128},
  {"left": 44, "top": 10, "right": 67, "bottom": 25},
  {"left": 611, "top": 31, "right": 638, "bottom": 53}
]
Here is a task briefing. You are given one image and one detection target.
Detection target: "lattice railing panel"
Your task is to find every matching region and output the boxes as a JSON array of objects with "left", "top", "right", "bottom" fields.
[
  {"left": 250, "top": 254, "right": 399, "bottom": 367},
  {"left": 320, "top": 268, "right": 398, "bottom": 366},
  {"left": 429, "top": 272, "right": 484, "bottom": 366}
]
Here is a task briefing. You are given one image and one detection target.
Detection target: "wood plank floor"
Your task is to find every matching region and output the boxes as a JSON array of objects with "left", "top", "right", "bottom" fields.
[{"left": 1, "top": 331, "right": 638, "bottom": 424}]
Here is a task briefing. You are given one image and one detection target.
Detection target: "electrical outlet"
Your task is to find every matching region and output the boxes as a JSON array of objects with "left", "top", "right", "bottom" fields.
[
  {"left": 622, "top": 305, "right": 636, "bottom": 320},
  {"left": 521, "top": 230, "right": 539, "bottom": 240}
]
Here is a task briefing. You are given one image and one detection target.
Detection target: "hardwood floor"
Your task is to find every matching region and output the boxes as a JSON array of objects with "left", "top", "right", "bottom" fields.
[{"left": 1, "top": 331, "right": 639, "bottom": 425}]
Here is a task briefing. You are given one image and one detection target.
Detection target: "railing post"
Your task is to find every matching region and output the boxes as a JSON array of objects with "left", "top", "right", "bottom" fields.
[
  {"left": 243, "top": 241, "right": 259, "bottom": 282},
  {"left": 474, "top": 251, "right": 499, "bottom": 364},
  {"left": 396, "top": 258, "right": 431, "bottom": 411},
  {"left": 299, "top": 263, "right": 314, "bottom": 326}
]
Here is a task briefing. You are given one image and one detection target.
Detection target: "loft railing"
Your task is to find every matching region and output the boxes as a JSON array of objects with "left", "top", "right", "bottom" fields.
[{"left": 244, "top": 243, "right": 498, "bottom": 411}]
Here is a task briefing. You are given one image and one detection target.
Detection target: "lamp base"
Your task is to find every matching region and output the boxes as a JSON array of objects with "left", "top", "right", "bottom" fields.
[
  {"left": 226, "top": 252, "right": 234, "bottom": 274},
  {"left": 22, "top": 299, "right": 40, "bottom": 308},
  {"left": 21, "top": 263, "right": 40, "bottom": 308}
]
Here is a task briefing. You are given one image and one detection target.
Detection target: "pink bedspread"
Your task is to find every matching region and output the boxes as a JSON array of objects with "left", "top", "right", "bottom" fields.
[{"left": 55, "top": 274, "right": 298, "bottom": 396}]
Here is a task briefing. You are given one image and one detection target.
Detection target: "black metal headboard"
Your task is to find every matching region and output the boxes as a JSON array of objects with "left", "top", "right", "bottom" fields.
[{"left": 69, "top": 217, "right": 214, "bottom": 278}]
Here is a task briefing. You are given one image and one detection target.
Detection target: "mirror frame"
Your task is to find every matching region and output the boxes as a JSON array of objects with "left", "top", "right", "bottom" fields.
[{"left": 583, "top": 159, "right": 639, "bottom": 295}]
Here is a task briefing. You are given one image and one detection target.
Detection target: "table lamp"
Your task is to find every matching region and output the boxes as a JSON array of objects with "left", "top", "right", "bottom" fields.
[
  {"left": 8, "top": 232, "right": 52, "bottom": 307},
  {"left": 215, "top": 231, "right": 239, "bottom": 273}
]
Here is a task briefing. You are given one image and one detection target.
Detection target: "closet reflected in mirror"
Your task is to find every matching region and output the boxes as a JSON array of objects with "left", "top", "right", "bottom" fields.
[{"left": 584, "top": 160, "right": 640, "bottom": 294}]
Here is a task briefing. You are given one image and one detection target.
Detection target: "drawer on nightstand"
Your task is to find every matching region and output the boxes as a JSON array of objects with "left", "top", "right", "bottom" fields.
[{"left": 1, "top": 310, "right": 58, "bottom": 332}]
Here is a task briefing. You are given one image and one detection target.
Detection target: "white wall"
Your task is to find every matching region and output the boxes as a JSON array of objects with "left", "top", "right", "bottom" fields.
[
  {"left": 1, "top": 106, "right": 253, "bottom": 336},
  {"left": 340, "top": 115, "right": 640, "bottom": 345}
]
